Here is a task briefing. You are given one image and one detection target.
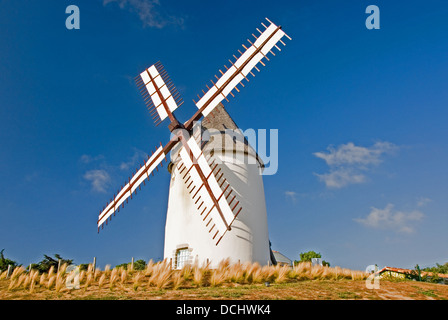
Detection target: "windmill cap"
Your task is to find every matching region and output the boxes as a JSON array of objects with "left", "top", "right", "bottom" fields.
[{"left": 169, "top": 103, "right": 264, "bottom": 168}]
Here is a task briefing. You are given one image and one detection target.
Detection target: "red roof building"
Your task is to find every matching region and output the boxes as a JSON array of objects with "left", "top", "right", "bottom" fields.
[{"left": 378, "top": 266, "right": 448, "bottom": 283}]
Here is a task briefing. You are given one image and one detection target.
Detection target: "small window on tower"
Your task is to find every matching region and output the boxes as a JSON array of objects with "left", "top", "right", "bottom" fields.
[{"left": 175, "top": 248, "right": 189, "bottom": 269}]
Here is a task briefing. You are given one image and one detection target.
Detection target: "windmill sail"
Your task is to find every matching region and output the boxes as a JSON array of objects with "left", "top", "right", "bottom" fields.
[
  {"left": 96, "top": 17, "right": 290, "bottom": 253},
  {"left": 177, "top": 136, "right": 242, "bottom": 245},
  {"left": 97, "top": 144, "right": 167, "bottom": 230},
  {"left": 188, "top": 18, "right": 291, "bottom": 125},
  {"left": 136, "top": 62, "right": 184, "bottom": 126}
]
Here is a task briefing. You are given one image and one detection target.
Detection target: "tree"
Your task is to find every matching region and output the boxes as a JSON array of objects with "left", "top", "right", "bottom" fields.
[
  {"left": 115, "top": 262, "right": 129, "bottom": 269},
  {"left": 406, "top": 264, "right": 423, "bottom": 281},
  {"left": 299, "top": 251, "right": 321, "bottom": 262},
  {"left": 115, "top": 259, "right": 147, "bottom": 271},
  {"left": 133, "top": 259, "right": 147, "bottom": 271},
  {"left": 423, "top": 262, "right": 448, "bottom": 275},
  {"left": 0, "top": 249, "right": 20, "bottom": 272},
  {"left": 429, "top": 272, "right": 442, "bottom": 284},
  {"left": 33, "top": 254, "right": 73, "bottom": 273},
  {"left": 295, "top": 251, "right": 330, "bottom": 267},
  {"left": 79, "top": 263, "right": 90, "bottom": 271},
  {"left": 421, "top": 262, "right": 448, "bottom": 283}
]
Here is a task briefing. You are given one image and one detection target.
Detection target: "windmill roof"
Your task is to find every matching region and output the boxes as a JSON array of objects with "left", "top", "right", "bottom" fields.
[
  {"left": 201, "top": 103, "right": 264, "bottom": 167},
  {"left": 169, "top": 103, "right": 264, "bottom": 168}
]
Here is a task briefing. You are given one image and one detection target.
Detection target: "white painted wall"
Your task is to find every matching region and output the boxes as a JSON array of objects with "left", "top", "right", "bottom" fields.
[{"left": 163, "top": 145, "right": 270, "bottom": 269}]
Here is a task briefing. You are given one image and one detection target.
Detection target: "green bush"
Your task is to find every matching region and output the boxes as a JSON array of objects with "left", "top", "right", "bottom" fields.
[
  {"left": 0, "top": 249, "right": 20, "bottom": 272},
  {"left": 33, "top": 254, "right": 73, "bottom": 273},
  {"left": 294, "top": 251, "right": 330, "bottom": 267},
  {"left": 79, "top": 263, "right": 90, "bottom": 271},
  {"left": 423, "top": 262, "right": 448, "bottom": 275},
  {"left": 115, "top": 259, "right": 147, "bottom": 270}
]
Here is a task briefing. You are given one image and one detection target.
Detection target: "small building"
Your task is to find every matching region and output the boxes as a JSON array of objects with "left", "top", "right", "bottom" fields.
[
  {"left": 272, "top": 251, "right": 292, "bottom": 267},
  {"left": 378, "top": 266, "right": 448, "bottom": 284},
  {"left": 377, "top": 267, "right": 413, "bottom": 279}
]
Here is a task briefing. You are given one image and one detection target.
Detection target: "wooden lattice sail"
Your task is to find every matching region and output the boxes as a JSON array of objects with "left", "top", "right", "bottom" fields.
[{"left": 97, "top": 18, "right": 291, "bottom": 249}]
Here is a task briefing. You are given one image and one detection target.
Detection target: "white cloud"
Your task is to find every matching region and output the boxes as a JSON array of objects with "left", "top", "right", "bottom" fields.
[
  {"left": 313, "top": 141, "right": 397, "bottom": 188},
  {"left": 80, "top": 154, "right": 104, "bottom": 164},
  {"left": 314, "top": 142, "right": 396, "bottom": 167},
  {"left": 417, "top": 197, "right": 432, "bottom": 207},
  {"left": 314, "top": 168, "right": 366, "bottom": 189},
  {"left": 103, "top": 0, "right": 184, "bottom": 28},
  {"left": 354, "top": 204, "right": 424, "bottom": 233},
  {"left": 119, "top": 148, "right": 148, "bottom": 171},
  {"left": 80, "top": 148, "right": 148, "bottom": 194},
  {"left": 83, "top": 169, "right": 112, "bottom": 193},
  {"left": 285, "top": 191, "right": 298, "bottom": 203}
]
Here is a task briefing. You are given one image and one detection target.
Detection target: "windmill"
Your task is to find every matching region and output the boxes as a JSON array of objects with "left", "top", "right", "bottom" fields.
[{"left": 97, "top": 18, "right": 291, "bottom": 268}]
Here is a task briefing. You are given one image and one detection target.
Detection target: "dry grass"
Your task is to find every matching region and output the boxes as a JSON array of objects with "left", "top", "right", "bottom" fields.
[
  {"left": 228, "top": 262, "right": 245, "bottom": 283},
  {"left": 120, "top": 269, "right": 127, "bottom": 284},
  {"left": 84, "top": 273, "right": 93, "bottom": 289},
  {"left": 145, "top": 260, "right": 154, "bottom": 276},
  {"left": 0, "top": 270, "right": 8, "bottom": 280},
  {"left": 155, "top": 268, "right": 172, "bottom": 289},
  {"left": 275, "top": 265, "right": 291, "bottom": 283},
  {"left": 55, "top": 275, "right": 64, "bottom": 292},
  {"left": 192, "top": 266, "right": 205, "bottom": 287},
  {"left": 98, "top": 273, "right": 107, "bottom": 289},
  {"left": 2, "top": 260, "right": 448, "bottom": 300},
  {"left": 210, "top": 268, "right": 227, "bottom": 287},
  {"left": 132, "top": 272, "right": 144, "bottom": 291},
  {"left": 172, "top": 271, "right": 183, "bottom": 290},
  {"left": 0, "top": 260, "right": 375, "bottom": 299},
  {"left": 109, "top": 268, "right": 119, "bottom": 290}
]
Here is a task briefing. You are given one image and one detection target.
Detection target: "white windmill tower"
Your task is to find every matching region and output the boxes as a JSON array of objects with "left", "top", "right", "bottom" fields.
[{"left": 96, "top": 18, "right": 291, "bottom": 269}]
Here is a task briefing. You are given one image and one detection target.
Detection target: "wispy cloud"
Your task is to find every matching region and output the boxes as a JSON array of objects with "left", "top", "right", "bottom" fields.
[
  {"left": 103, "top": 0, "right": 184, "bottom": 28},
  {"left": 80, "top": 154, "right": 104, "bottom": 164},
  {"left": 83, "top": 169, "right": 112, "bottom": 193},
  {"left": 314, "top": 141, "right": 396, "bottom": 167},
  {"left": 354, "top": 203, "right": 424, "bottom": 234},
  {"left": 80, "top": 148, "right": 149, "bottom": 193},
  {"left": 119, "top": 148, "right": 148, "bottom": 171},
  {"left": 285, "top": 191, "right": 298, "bottom": 203},
  {"left": 416, "top": 197, "right": 432, "bottom": 207},
  {"left": 313, "top": 141, "right": 398, "bottom": 188},
  {"left": 314, "top": 168, "right": 366, "bottom": 189}
]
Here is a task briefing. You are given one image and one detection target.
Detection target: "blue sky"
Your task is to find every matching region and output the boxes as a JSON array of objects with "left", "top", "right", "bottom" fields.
[{"left": 1, "top": 0, "right": 447, "bottom": 271}]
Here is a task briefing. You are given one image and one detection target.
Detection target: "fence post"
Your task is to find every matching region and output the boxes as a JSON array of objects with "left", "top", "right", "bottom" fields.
[
  {"left": 131, "top": 257, "right": 134, "bottom": 271},
  {"left": 6, "top": 264, "right": 12, "bottom": 279},
  {"left": 93, "top": 257, "right": 96, "bottom": 270}
]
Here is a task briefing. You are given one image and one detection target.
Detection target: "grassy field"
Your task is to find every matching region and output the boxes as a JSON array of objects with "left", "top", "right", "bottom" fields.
[{"left": 1, "top": 260, "right": 447, "bottom": 300}]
